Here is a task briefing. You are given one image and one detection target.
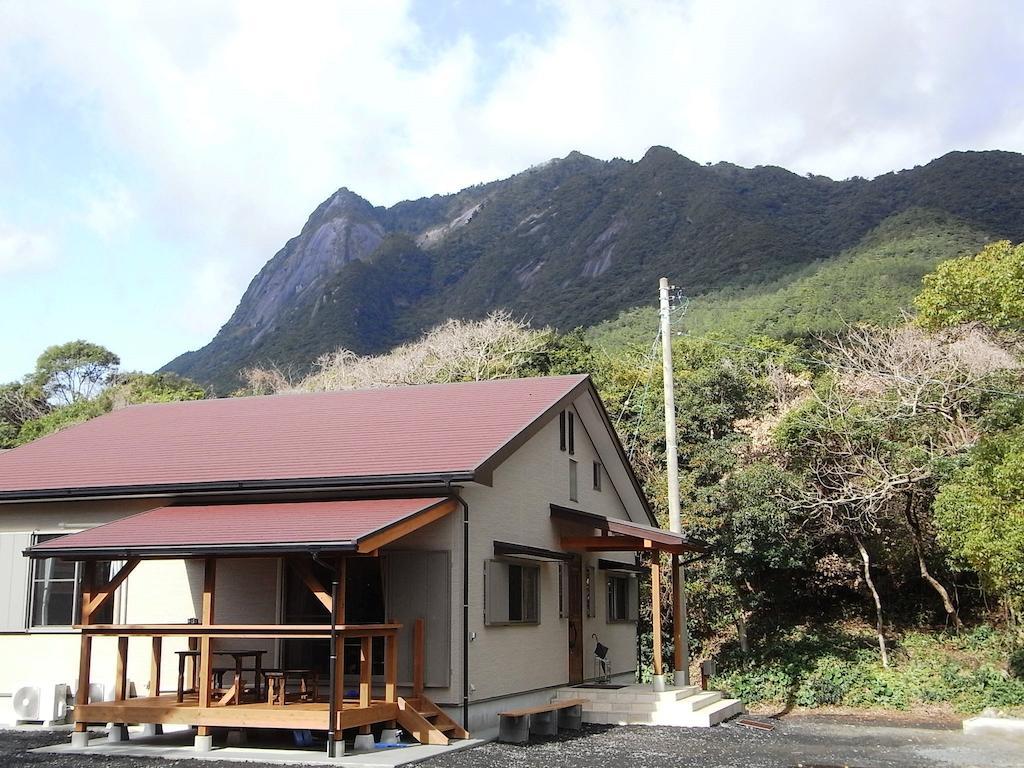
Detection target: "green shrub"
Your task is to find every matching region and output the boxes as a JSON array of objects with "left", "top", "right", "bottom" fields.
[{"left": 713, "top": 625, "right": 1024, "bottom": 713}]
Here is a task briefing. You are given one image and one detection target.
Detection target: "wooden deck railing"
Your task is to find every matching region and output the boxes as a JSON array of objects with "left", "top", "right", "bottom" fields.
[{"left": 75, "top": 623, "right": 402, "bottom": 714}]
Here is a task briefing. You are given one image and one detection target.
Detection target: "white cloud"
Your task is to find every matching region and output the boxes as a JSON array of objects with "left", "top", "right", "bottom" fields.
[
  {"left": 2, "top": 0, "right": 1023, "bottom": 340},
  {"left": 77, "top": 176, "right": 137, "bottom": 241},
  {"left": 0, "top": 222, "right": 55, "bottom": 275}
]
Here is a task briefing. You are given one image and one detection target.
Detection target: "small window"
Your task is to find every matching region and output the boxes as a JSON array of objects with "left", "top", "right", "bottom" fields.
[
  {"left": 585, "top": 565, "right": 596, "bottom": 618},
  {"left": 559, "top": 411, "right": 566, "bottom": 452},
  {"left": 593, "top": 461, "right": 602, "bottom": 491},
  {"left": 568, "top": 411, "right": 575, "bottom": 455},
  {"left": 484, "top": 560, "right": 540, "bottom": 625},
  {"left": 569, "top": 459, "right": 578, "bottom": 502},
  {"left": 29, "top": 534, "right": 113, "bottom": 627},
  {"left": 607, "top": 574, "right": 638, "bottom": 623}
]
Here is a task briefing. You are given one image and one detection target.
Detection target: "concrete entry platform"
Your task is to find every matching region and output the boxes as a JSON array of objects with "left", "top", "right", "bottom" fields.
[
  {"left": 33, "top": 726, "right": 490, "bottom": 766},
  {"left": 554, "top": 683, "right": 743, "bottom": 728}
]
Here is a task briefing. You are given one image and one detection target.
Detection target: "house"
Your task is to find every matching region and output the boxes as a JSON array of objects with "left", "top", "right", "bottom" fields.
[{"left": 0, "top": 373, "right": 706, "bottom": 752}]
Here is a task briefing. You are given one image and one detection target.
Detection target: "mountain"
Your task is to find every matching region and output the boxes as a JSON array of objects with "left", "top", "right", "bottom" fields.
[{"left": 163, "top": 148, "right": 1024, "bottom": 392}]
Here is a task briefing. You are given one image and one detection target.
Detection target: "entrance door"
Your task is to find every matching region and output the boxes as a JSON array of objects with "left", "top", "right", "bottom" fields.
[{"left": 567, "top": 554, "right": 584, "bottom": 684}]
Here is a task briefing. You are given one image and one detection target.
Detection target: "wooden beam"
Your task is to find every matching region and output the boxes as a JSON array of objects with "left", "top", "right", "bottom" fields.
[
  {"left": 74, "top": 561, "right": 97, "bottom": 728},
  {"left": 560, "top": 536, "right": 654, "bottom": 551},
  {"left": 384, "top": 630, "right": 398, "bottom": 703},
  {"left": 356, "top": 499, "right": 457, "bottom": 553},
  {"left": 336, "top": 557, "right": 346, "bottom": 624},
  {"left": 651, "top": 556, "right": 663, "bottom": 678},
  {"left": 115, "top": 636, "right": 129, "bottom": 701},
  {"left": 83, "top": 559, "right": 140, "bottom": 617},
  {"left": 198, "top": 559, "right": 216, "bottom": 710},
  {"left": 359, "top": 637, "right": 372, "bottom": 709},
  {"left": 150, "top": 637, "right": 162, "bottom": 697},
  {"left": 671, "top": 555, "right": 683, "bottom": 674},
  {"left": 412, "top": 618, "right": 425, "bottom": 698},
  {"left": 287, "top": 557, "right": 333, "bottom": 614}
]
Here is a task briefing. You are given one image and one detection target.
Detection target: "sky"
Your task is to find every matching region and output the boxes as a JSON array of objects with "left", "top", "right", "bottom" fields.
[{"left": 1, "top": 0, "right": 1023, "bottom": 383}]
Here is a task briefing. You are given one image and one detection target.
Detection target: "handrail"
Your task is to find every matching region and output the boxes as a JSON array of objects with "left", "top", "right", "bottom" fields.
[{"left": 76, "top": 623, "right": 400, "bottom": 638}]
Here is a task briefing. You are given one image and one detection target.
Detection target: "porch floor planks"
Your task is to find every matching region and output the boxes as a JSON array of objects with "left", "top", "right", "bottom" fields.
[{"left": 76, "top": 694, "right": 398, "bottom": 731}]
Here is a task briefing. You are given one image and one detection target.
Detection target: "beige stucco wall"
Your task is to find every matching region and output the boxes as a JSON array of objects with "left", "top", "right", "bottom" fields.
[{"left": 460, "top": 395, "right": 640, "bottom": 705}]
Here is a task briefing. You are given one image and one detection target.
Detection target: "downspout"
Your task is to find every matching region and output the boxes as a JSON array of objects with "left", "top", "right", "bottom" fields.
[
  {"left": 447, "top": 482, "right": 471, "bottom": 732},
  {"left": 313, "top": 552, "right": 340, "bottom": 758}
]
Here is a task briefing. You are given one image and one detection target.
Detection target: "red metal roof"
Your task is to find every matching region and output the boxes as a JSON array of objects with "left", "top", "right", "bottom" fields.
[
  {"left": 27, "top": 497, "right": 449, "bottom": 557},
  {"left": 0, "top": 375, "right": 588, "bottom": 498}
]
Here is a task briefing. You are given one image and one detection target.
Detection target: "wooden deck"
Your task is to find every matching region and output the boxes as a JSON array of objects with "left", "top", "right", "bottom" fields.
[{"left": 77, "top": 693, "right": 399, "bottom": 732}]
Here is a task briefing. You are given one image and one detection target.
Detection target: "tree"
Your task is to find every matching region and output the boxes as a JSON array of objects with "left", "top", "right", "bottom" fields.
[
  {"left": 935, "top": 428, "right": 1024, "bottom": 624},
  {"left": 33, "top": 340, "right": 120, "bottom": 405},
  {"left": 915, "top": 240, "right": 1024, "bottom": 331}
]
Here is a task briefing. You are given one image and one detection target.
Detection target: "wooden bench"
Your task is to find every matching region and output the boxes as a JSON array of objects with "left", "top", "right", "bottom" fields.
[{"left": 498, "top": 697, "right": 588, "bottom": 744}]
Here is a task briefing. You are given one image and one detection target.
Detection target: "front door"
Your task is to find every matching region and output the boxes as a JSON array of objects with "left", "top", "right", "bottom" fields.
[{"left": 567, "top": 554, "right": 584, "bottom": 684}]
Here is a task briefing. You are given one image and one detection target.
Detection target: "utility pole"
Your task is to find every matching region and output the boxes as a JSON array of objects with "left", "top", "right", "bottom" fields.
[{"left": 659, "top": 277, "right": 690, "bottom": 686}]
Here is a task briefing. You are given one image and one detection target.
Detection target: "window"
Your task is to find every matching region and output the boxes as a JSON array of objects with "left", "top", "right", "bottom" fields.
[
  {"left": 569, "top": 459, "right": 578, "bottom": 501},
  {"left": 606, "top": 574, "right": 638, "bottom": 623},
  {"left": 559, "top": 411, "right": 566, "bottom": 451},
  {"left": 568, "top": 411, "right": 575, "bottom": 455},
  {"left": 484, "top": 560, "right": 540, "bottom": 625},
  {"left": 593, "top": 461, "right": 603, "bottom": 491},
  {"left": 585, "top": 565, "right": 596, "bottom": 618},
  {"left": 29, "top": 534, "right": 113, "bottom": 627}
]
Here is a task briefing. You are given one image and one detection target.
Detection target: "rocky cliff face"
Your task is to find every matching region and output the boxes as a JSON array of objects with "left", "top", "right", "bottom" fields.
[
  {"left": 162, "top": 147, "right": 1024, "bottom": 393},
  {"left": 225, "top": 189, "right": 387, "bottom": 343}
]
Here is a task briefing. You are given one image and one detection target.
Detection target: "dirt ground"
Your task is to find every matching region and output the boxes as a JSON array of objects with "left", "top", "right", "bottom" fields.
[{"left": 2, "top": 717, "right": 1023, "bottom": 768}]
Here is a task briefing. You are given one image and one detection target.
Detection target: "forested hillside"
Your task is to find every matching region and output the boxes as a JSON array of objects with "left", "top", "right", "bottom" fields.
[
  {"left": 232, "top": 240, "right": 1024, "bottom": 715},
  {"left": 163, "top": 148, "right": 1024, "bottom": 393}
]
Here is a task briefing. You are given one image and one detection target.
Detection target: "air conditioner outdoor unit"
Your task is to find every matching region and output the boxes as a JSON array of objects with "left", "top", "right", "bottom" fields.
[{"left": 12, "top": 683, "right": 69, "bottom": 726}]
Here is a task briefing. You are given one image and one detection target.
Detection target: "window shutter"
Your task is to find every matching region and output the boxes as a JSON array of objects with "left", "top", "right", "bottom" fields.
[
  {"left": 628, "top": 576, "right": 640, "bottom": 622},
  {"left": 0, "top": 533, "right": 32, "bottom": 631},
  {"left": 484, "top": 560, "right": 509, "bottom": 625}
]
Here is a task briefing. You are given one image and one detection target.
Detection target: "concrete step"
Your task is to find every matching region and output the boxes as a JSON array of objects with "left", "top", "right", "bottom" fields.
[
  {"left": 554, "top": 685, "right": 700, "bottom": 705},
  {"left": 653, "top": 698, "right": 745, "bottom": 727},
  {"left": 674, "top": 690, "right": 722, "bottom": 712}
]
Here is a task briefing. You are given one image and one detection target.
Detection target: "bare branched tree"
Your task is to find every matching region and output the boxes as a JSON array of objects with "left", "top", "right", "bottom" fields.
[{"left": 242, "top": 312, "right": 550, "bottom": 395}]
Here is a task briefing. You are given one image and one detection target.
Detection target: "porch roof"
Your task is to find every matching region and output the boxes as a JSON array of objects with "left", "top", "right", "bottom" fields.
[
  {"left": 551, "top": 504, "right": 706, "bottom": 554},
  {"left": 25, "top": 497, "right": 456, "bottom": 559}
]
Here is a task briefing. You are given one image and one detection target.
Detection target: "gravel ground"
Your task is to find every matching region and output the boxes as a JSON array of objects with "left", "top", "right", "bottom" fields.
[{"left": 2, "top": 719, "right": 1022, "bottom": 768}]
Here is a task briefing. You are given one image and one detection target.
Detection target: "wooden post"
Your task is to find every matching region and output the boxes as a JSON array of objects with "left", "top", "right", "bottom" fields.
[
  {"left": 358, "top": 635, "right": 372, "bottom": 735},
  {"left": 359, "top": 636, "right": 372, "bottom": 709},
  {"left": 74, "top": 561, "right": 97, "bottom": 731},
  {"left": 412, "top": 618, "right": 425, "bottom": 698},
  {"left": 384, "top": 631, "right": 398, "bottom": 703},
  {"left": 671, "top": 555, "right": 683, "bottom": 675},
  {"left": 150, "top": 637, "right": 163, "bottom": 697},
  {"left": 336, "top": 557, "right": 346, "bottom": 623},
  {"left": 650, "top": 554, "right": 663, "bottom": 678},
  {"left": 197, "top": 558, "right": 216, "bottom": 734},
  {"left": 115, "top": 636, "right": 129, "bottom": 701},
  {"left": 334, "top": 557, "right": 346, "bottom": 716}
]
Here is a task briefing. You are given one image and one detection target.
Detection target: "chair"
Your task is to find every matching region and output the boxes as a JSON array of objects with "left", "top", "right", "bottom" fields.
[{"left": 593, "top": 634, "right": 611, "bottom": 683}]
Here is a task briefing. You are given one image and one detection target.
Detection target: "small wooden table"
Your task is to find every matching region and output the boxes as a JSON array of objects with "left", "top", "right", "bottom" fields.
[{"left": 214, "top": 650, "right": 268, "bottom": 705}]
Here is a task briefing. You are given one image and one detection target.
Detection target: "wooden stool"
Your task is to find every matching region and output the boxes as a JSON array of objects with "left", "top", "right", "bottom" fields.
[
  {"left": 264, "top": 672, "right": 287, "bottom": 706},
  {"left": 263, "top": 670, "right": 319, "bottom": 705}
]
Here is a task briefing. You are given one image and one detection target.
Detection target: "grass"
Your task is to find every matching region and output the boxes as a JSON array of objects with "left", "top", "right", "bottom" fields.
[{"left": 711, "top": 623, "right": 1024, "bottom": 715}]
